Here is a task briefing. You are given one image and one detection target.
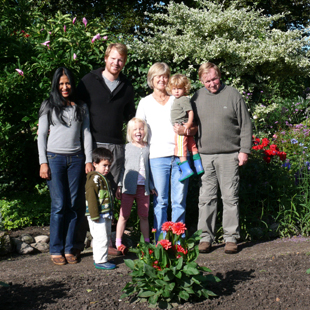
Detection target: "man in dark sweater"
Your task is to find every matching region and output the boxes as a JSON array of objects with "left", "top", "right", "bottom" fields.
[
  {"left": 191, "top": 62, "right": 252, "bottom": 254},
  {"left": 75, "top": 43, "right": 136, "bottom": 256}
]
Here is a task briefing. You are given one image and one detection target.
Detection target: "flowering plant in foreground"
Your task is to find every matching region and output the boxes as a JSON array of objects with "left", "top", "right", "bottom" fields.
[{"left": 121, "top": 222, "right": 220, "bottom": 308}]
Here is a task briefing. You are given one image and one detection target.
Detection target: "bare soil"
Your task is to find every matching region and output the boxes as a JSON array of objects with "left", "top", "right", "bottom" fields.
[{"left": 1, "top": 226, "right": 310, "bottom": 310}]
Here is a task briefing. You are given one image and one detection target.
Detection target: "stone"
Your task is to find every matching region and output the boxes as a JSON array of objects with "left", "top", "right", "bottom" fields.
[
  {"left": 20, "top": 234, "right": 35, "bottom": 244},
  {"left": 12, "top": 238, "right": 35, "bottom": 255},
  {"left": 31, "top": 242, "right": 49, "bottom": 253},
  {"left": 34, "top": 235, "right": 50, "bottom": 244},
  {"left": 0, "top": 232, "right": 13, "bottom": 256}
]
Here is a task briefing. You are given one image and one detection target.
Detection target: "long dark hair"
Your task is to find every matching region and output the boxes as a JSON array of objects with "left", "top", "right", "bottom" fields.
[{"left": 39, "top": 67, "right": 84, "bottom": 125}]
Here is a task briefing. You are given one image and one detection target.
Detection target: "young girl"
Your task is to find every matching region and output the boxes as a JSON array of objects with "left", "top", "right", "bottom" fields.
[{"left": 115, "top": 117, "right": 156, "bottom": 254}]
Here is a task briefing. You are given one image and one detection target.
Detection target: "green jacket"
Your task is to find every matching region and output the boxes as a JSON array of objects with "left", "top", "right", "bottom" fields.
[{"left": 85, "top": 171, "right": 113, "bottom": 220}]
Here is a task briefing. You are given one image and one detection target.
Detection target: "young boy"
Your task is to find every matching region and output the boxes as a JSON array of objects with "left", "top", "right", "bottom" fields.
[
  {"left": 168, "top": 74, "right": 204, "bottom": 181},
  {"left": 85, "top": 147, "right": 116, "bottom": 270}
]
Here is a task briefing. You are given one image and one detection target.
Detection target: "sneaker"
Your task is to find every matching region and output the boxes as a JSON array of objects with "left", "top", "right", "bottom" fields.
[
  {"left": 198, "top": 242, "right": 211, "bottom": 253},
  {"left": 224, "top": 242, "right": 238, "bottom": 254},
  {"left": 94, "top": 261, "right": 116, "bottom": 270}
]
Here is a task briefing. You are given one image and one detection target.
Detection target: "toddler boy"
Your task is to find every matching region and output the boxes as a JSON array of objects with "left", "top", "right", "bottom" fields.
[{"left": 85, "top": 147, "right": 116, "bottom": 270}]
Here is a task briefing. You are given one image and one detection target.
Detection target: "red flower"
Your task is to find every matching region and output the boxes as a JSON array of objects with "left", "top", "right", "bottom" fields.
[
  {"left": 264, "top": 149, "right": 273, "bottom": 156},
  {"left": 176, "top": 254, "right": 181, "bottom": 259},
  {"left": 261, "top": 138, "right": 270, "bottom": 147},
  {"left": 263, "top": 156, "right": 271, "bottom": 163},
  {"left": 149, "top": 249, "right": 153, "bottom": 255},
  {"left": 172, "top": 222, "right": 187, "bottom": 235},
  {"left": 252, "top": 137, "right": 261, "bottom": 145},
  {"left": 176, "top": 244, "right": 188, "bottom": 255},
  {"left": 151, "top": 228, "right": 156, "bottom": 233},
  {"left": 24, "top": 34, "right": 30, "bottom": 38},
  {"left": 278, "top": 151, "right": 287, "bottom": 161},
  {"left": 161, "top": 221, "right": 174, "bottom": 232},
  {"left": 270, "top": 144, "right": 279, "bottom": 151},
  {"left": 252, "top": 145, "right": 264, "bottom": 150},
  {"left": 157, "top": 239, "right": 172, "bottom": 250}
]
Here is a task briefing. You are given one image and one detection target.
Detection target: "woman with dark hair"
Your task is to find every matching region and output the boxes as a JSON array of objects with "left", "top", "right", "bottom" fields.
[{"left": 38, "top": 67, "right": 93, "bottom": 265}]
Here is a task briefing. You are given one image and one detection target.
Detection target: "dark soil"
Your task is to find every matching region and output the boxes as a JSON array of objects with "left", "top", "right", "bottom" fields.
[{"left": 1, "top": 226, "right": 310, "bottom": 309}]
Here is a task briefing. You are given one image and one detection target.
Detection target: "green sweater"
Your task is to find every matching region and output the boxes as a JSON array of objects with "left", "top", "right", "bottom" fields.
[
  {"left": 191, "top": 84, "right": 252, "bottom": 154},
  {"left": 85, "top": 171, "right": 113, "bottom": 220}
]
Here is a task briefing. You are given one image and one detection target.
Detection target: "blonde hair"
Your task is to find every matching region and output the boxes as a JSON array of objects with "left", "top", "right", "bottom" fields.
[
  {"left": 105, "top": 43, "right": 128, "bottom": 62},
  {"left": 126, "top": 117, "right": 148, "bottom": 143},
  {"left": 198, "top": 62, "right": 221, "bottom": 80},
  {"left": 147, "top": 62, "right": 171, "bottom": 89},
  {"left": 167, "top": 74, "right": 191, "bottom": 95}
]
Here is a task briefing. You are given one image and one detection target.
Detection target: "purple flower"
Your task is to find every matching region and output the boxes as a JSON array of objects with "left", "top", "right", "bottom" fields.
[
  {"left": 73, "top": 53, "right": 77, "bottom": 60},
  {"left": 291, "top": 138, "right": 298, "bottom": 144},
  {"left": 73, "top": 17, "right": 76, "bottom": 24},
  {"left": 48, "top": 32, "right": 51, "bottom": 34},
  {"left": 102, "top": 35, "right": 108, "bottom": 40},
  {"left": 295, "top": 109, "right": 298, "bottom": 112},
  {"left": 41, "top": 41, "right": 50, "bottom": 46},
  {"left": 260, "top": 90, "right": 263, "bottom": 93},
  {"left": 281, "top": 131, "right": 285, "bottom": 135},
  {"left": 83, "top": 17, "right": 87, "bottom": 27},
  {"left": 64, "top": 25, "right": 66, "bottom": 32},
  {"left": 91, "top": 33, "right": 101, "bottom": 43},
  {"left": 15, "top": 69, "right": 24, "bottom": 76},
  {"left": 247, "top": 93, "right": 250, "bottom": 96}
]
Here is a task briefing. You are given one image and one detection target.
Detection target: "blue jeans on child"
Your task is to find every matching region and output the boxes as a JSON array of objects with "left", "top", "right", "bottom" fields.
[
  {"left": 47, "top": 152, "right": 85, "bottom": 255},
  {"left": 150, "top": 156, "right": 189, "bottom": 240}
]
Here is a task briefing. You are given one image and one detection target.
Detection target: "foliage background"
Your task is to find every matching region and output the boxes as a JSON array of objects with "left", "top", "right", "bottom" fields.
[{"left": 1, "top": 0, "right": 310, "bottom": 239}]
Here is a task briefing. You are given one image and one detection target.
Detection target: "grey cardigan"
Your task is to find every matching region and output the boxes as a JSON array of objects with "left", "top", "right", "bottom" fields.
[{"left": 118, "top": 143, "right": 154, "bottom": 195}]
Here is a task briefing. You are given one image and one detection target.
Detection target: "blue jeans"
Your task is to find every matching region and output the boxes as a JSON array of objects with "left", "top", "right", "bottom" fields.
[
  {"left": 47, "top": 152, "right": 85, "bottom": 255},
  {"left": 150, "top": 156, "right": 189, "bottom": 240}
]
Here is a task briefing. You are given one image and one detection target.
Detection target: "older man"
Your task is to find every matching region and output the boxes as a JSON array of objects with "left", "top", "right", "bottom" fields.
[
  {"left": 191, "top": 62, "right": 252, "bottom": 254},
  {"left": 75, "top": 43, "right": 136, "bottom": 256}
]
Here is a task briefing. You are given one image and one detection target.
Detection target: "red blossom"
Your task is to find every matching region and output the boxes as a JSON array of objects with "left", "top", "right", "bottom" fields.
[
  {"left": 176, "top": 244, "right": 188, "bottom": 255},
  {"left": 157, "top": 239, "right": 172, "bottom": 250},
  {"left": 278, "top": 151, "right": 287, "bottom": 161},
  {"left": 176, "top": 254, "right": 181, "bottom": 259},
  {"left": 161, "top": 221, "right": 174, "bottom": 232},
  {"left": 270, "top": 144, "right": 279, "bottom": 151},
  {"left": 261, "top": 138, "right": 270, "bottom": 147},
  {"left": 149, "top": 249, "right": 153, "bottom": 255},
  {"left": 252, "top": 137, "right": 261, "bottom": 145},
  {"left": 252, "top": 145, "right": 264, "bottom": 150},
  {"left": 172, "top": 222, "right": 187, "bottom": 235},
  {"left": 263, "top": 156, "right": 271, "bottom": 163},
  {"left": 151, "top": 228, "right": 156, "bottom": 233}
]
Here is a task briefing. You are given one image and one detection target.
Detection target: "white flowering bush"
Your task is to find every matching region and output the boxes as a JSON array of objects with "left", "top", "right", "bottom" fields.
[{"left": 132, "top": 0, "right": 310, "bottom": 93}]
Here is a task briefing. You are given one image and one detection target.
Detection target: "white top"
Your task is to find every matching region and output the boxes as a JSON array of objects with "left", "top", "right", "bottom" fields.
[
  {"left": 137, "top": 156, "right": 146, "bottom": 185},
  {"left": 136, "top": 94, "right": 175, "bottom": 159}
]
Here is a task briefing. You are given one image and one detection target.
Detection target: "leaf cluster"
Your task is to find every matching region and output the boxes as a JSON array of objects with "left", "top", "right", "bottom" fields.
[{"left": 121, "top": 230, "right": 220, "bottom": 307}]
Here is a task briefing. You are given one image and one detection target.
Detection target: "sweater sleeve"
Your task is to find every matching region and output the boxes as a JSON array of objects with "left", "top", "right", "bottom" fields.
[
  {"left": 86, "top": 177, "right": 100, "bottom": 220},
  {"left": 237, "top": 97, "right": 253, "bottom": 154},
  {"left": 37, "top": 113, "right": 49, "bottom": 165},
  {"left": 81, "top": 104, "right": 92, "bottom": 163}
]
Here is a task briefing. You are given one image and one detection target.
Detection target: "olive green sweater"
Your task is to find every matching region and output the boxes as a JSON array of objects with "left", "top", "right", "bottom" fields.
[
  {"left": 85, "top": 171, "right": 113, "bottom": 220},
  {"left": 191, "top": 85, "right": 252, "bottom": 154}
]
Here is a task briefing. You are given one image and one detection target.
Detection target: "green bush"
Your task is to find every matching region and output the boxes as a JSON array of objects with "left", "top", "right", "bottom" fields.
[{"left": 0, "top": 185, "right": 51, "bottom": 230}]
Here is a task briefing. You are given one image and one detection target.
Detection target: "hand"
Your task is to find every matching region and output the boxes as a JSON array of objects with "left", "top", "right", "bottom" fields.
[
  {"left": 116, "top": 186, "right": 122, "bottom": 200},
  {"left": 85, "top": 162, "right": 94, "bottom": 174},
  {"left": 151, "top": 189, "right": 158, "bottom": 196},
  {"left": 238, "top": 152, "right": 248, "bottom": 166},
  {"left": 173, "top": 123, "right": 186, "bottom": 135},
  {"left": 40, "top": 163, "right": 51, "bottom": 180}
]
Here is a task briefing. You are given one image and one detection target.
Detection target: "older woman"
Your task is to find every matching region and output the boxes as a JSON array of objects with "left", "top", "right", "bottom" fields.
[{"left": 136, "top": 62, "right": 190, "bottom": 239}]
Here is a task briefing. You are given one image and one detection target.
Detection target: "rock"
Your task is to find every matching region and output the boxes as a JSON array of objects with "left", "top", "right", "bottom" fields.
[
  {"left": 0, "top": 231, "right": 13, "bottom": 256},
  {"left": 34, "top": 235, "right": 50, "bottom": 244},
  {"left": 31, "top": 242, "right": 49, "bottom": 253},
  {"left": 20, "top": 234, "right": 35, "bottom": 244},
  {"left": 269, "top": 223, "right": 280, "bottom": 238},
  {"left": 12, "top": 238, "right": 35, "bottom": 255}
]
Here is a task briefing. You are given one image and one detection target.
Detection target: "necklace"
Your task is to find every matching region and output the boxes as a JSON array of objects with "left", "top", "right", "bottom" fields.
[
  {"left": 153, "top": 94, "right": 168, "bottom": 103},
  {"left": 64, "top": 106, "right": 74, "bottom": 127}
]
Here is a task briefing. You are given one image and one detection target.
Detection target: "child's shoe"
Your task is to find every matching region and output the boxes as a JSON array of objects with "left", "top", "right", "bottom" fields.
[
  {"left": 178, "top": 160, "right": 194, "bottom": 182},
  {"left": 192, "top": 154, "right": 204, "bottom": 175},
  {"left": 117, "top": 244, "right": 128, "bottom": 255},
  {"left": 94, "top": 261, "right": 116, "bottom": 270}
]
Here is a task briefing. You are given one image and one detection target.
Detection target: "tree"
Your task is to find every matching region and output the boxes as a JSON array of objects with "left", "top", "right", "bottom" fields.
[{"left": 132, "top": 0, "right": 310, "bottom": 97}]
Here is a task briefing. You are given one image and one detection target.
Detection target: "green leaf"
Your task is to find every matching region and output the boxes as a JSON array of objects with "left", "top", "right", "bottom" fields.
[
  {"left": 163, "top": 270, "right": 175, "bottom": 281},
  {"left": 148, "top": 292, "right": 160, "bottom": 305},
  {"left": 306, "top": 268, "right": 310, "bottom": 274},
  {"left": 124, "top": 259, "right": 135, "bottom": 270},
  {"left": 144, "top": 263, "right": 157, "bottom": 278},
  {"left": 179, "top": 290, "right": 189, "bottom": 301},
  {"left": 183, "top": 266, "right": 200, "bottom": 275},
  {"left": 198, "top": 266, "right": 213, "bottom": 273},
  {"left": 176, "top": 256, "right": 183, "bottom": 270},
  {"left": 138, "top": 291, "right": 155, "bottom": 298},
  {"left": 184, "top": 287, "right": 195, "bottom": 294}
]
